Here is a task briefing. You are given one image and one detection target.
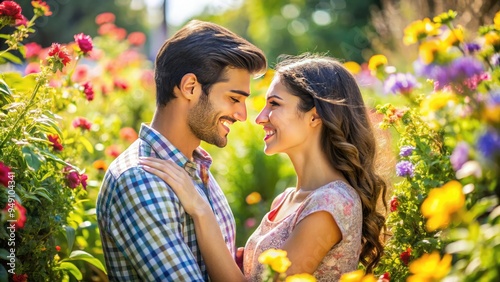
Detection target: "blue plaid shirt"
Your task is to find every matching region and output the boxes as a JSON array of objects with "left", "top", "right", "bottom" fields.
[{"left": 97, "top": 124, "right": 236, "bottom": 281}]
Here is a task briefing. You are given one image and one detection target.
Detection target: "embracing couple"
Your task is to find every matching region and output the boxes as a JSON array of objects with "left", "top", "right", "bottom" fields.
[{"left": 96, "top": 20, "right": 388, "bottom": 282}]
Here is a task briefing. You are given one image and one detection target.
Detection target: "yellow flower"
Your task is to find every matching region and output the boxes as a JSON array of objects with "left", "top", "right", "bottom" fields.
[
  {"left": 484, "top": 31, "right": 500, "bottom": 48},
  {"left": 403, "top": 18, "right": 440, "bottom": 45},
  {"left": 285, "top": 273, "right": 317, "bottom": 282},
  {"left": 494, "top": 11, "right": 500, "bottom": 29},
  {"left": 443, "top": 27, "right": 464, "bottom": 47},
  {"left": 258, "top": 249, "right": 292, "bottom": 273},
  {"left": 421, "top": 180, "right": 465, "bottom": 231},
  {"left": 484, "top": 105, "right": 500, "bottom": 124},
  {"left": 340, "top": 270, "right": 377, "bottom": 282},
  {"left": 343, "top": 61, "right": 361, "bottom": 75},
  {"left": 420, "top": 91, "right": 456, "bottom": 116},
  {"left": 368, "top": 55, "right": 388, "bottom": 71},
  {"left": 418, "top": 40, "right": 447, "bottom": 64},
  {"left": 407, "top": 252, "right": 452, "bottom": 282},
  {"left": 246, "top": 191, "right": 262, "bottom": 205}
]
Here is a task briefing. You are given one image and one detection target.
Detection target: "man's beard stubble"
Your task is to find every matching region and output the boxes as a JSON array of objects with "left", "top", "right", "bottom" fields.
[{"left": 187, "top": 93, "right": 228, "bottom": 148}]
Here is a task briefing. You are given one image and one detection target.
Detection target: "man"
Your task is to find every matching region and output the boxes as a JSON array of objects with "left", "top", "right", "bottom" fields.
[{"left": 96, "top": 20, "right": 267, "bottom": 281}]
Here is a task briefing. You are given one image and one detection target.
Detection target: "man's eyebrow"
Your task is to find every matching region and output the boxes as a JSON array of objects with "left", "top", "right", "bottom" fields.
[
  {"left": 230, "top": 90, "right": 250, "bottom": 97},
  {"left": 267, "top": 94, "right": 283, "bottom": 100}
]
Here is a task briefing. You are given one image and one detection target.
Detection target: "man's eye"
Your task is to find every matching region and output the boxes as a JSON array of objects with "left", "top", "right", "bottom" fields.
[{"left": 270, "top": 101, "right": 279, "bottom": 106}]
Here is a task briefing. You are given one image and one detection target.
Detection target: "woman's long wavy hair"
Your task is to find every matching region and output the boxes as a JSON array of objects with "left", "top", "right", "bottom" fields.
[{"left": 275, "top": 54, "right": 388, "bottom": 273}]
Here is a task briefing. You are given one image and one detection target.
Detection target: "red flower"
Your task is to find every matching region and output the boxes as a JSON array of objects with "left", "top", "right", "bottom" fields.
[
  {"left": 47, "top": 134, "right": 63, "bottom": 151},
  {"left": 64, "top": 168, "right": 80, "bottom": 189},
  {"left": 0, "top": 1, "right": 23, "bottom": 25},
  {"left": 390, "top": 196, "right": 399, "bottom": 212},
  {"left": 120, "top": 127, "right": 138, "bottom": 143},
  {"left": 48, "top": 43, "right": 71, "bottom": 72},
  {"left": 400, "top": 247, "right": 412, "bottom": 266},
  {"left": 0, "top": 161, "right": 12, "bottom": 187},
  {"left": 379, "top": 272, "right": 390, "bottom": 281},
  {"left": 25, "top": 42, "right": 42, "bottom": 59},
  {"left": 15, "top": 14, "right": 28, "bottom": 26},
  {"left": 95, "top": 12, "right": 115, "bottom": 25},
  {"left": 82, "top": 81, "right": 95, "bottom": 101},
  {"left": 112, "top": 27, "right": 127, "bottom": 41},
  {"left": 3, "top": 200, "right": 27, "bottom": 229},
  {"left": 31, "top": 0, "right": 52, "bottom": 16},
  {"left": 74, "top": 33, "right": 93, "bottom": 54},
  {"left": 127, "top": 32, "right": 146, "bottom": 46},
  {"left": 113, "top": 79, "right": 128, "bottom": 91},
  {"left": 12, "top": 273, "right": 28, "bottom": 282},
  {"left": 97, "top": 23, "right": 116, "bottom": 36},
  {"left": 80, "top": 174, "right": 88, "bottom": 190},
  {"left": 72, "top": 117, "right": 92, "bottom": 131},
  {"left": 105, "top": 144, "right": 121, "bottom": 158},
  {"left": 55, "top": 245, "right": 61, "bottom": 252}
]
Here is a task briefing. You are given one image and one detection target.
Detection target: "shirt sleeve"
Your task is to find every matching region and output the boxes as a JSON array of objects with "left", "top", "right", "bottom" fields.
[{"left": 107, "top": 167, "right": 204, "bottom": 281}]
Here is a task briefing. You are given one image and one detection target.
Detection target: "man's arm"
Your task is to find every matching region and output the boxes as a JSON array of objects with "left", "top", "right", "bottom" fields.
[{"left": 108, "top": 168, "right": 205, "bottom": 281}]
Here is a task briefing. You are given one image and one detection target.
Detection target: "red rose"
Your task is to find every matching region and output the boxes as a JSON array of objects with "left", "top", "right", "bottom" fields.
[
  {"left": 400, "top": 247, "right": 412, "bottom": 266},
  {"left": 390, "top": 196, "right": 399, "bottom": 212}
]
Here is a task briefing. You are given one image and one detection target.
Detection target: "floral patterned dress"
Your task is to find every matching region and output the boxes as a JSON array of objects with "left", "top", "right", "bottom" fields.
[{"left": 243, "top": 180, "right": 362, "bottom": 281}]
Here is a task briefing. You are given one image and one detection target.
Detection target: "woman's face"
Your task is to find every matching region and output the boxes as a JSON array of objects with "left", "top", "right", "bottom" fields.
[{"left": 255, "top": 75, "right": 314, "bottom": 155}]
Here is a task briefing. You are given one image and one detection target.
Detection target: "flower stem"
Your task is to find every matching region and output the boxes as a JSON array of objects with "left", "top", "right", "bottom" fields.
[{"left": 0, "top": 78, "right": 43, "bottom": 150}]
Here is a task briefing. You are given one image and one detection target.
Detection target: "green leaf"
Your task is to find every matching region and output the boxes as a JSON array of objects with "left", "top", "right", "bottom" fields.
[
  {"left": 35, "top": 115, "right": 63, "bottom": 137},
  {"left": 55, "top": 262, "right": 82, "bottom": 280},
  {"left": 33, "top": 187, "right": 53, "bottom": 202},
  {"left": 78, "top": 136, "right": 94, "bottom": 154},
  {"left": 0, "top": 249, "right": 9, "bottom": 260},
  {"left": 22, "top": 145, "right": 43, "bottom": 171},
  {"left": 39, "top": 150, "right": 77, "bottom": 170},
  {"left": 65, "top": 226, "right": 76, "bottom": 252},
  {"left": 0, "top": 52, "right": 22, "bottom": 65},
  {"left": 0, "top": 265, "right": 7, "bottom": 282},
  {"left": 63, "top": 250, "right": 107, "bottom": 274}
]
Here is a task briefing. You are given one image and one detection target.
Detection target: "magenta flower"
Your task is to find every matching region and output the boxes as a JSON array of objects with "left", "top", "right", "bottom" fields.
[
  {"left": 82, "top": 81, "right": 94, "bottom": 101},
  {"left": 80, "top": 174, "right": 88, "bottom": 190},
  {"left": 72, "top": 117, "right": 92, "bottom": 131},
  {"left": 47, "top": 134, "right": 63, "bottom": 152},
  {"left": 0, "top": 161, "right": 12, "bottom": 187},
  {"left": 0, "top": 1, "right": 24, "bottom": 25},
  {"left": 74, "top": 33, "right": 93, "bottom": 54},
  {"left": 66, "top": 171, "right": 80, "bottom": 189}
]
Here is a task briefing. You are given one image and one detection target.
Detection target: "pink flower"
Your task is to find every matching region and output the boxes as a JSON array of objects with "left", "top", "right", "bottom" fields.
[
  {"left": 24, "top": 62, "right": 41, "bottom": 74},
  {"left": 95, "top": 12, "right": 115, "bottom": 25},
  {"left": 74, "top": 33, "right": 93, "bottom": 54},
  {"left": 390, "top": 196, "right": 399, "bottom": 212},
  {"left": 119, "top": 127, "right": 138, "bottom": 143},
  {"left": 72, "top": 117, "right": 92, "bottom": 131},
  {"left": 105, "top": 144, "right": 121, "bottom": 158},
  {"left": 400, "top": 247, "right": 412, "bottom": 266},
  {"left": 0, "top": 1, "right": 24, "bottom": 25},
  {"left": 128, "top": 32, "right": 146, "bottom": 46},
  {"left": 245, "top": 218, "right": 256, "bottom": 228},
  {"left": 25, "top": 42, "right": 42, "bottom": 59},
  {"left": 80, "top": 174, "right": 88, "bottom": 190},
  {"left": 66, "top": 170, "right": 81, "bottom": 189},
  {"left": 2, "top": 200, "right": 27, "bottom": 229},
  {"left": 0, "top": 161, "right": 12, "bottom": 187},
  {"left": 71, "top": 65, "right": 89, "bottom": 83},
  {"left": 15, "top": 14, "right": 28, "bottom": 26},
  {"left": 82, "top": 81, "right": 94, "bottom": 101},
  {"left": 47, "top": 134, "right": 63, "bottom": 151},
  {"left": 113, "top": 79, "right": 128, "bottom": 91}
]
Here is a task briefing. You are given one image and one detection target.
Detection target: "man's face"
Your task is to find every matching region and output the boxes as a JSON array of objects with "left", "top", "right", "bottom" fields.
[{"left": 188, "top": 68, "right": 251, "bottom": 147}]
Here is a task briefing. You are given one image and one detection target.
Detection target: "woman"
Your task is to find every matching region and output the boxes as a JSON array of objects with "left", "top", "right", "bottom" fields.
[{"left": 139, "top": 54, "right": 387, "bottom": 281}]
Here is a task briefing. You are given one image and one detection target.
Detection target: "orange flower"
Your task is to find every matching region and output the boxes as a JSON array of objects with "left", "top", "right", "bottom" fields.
[
  {"left": 246, "top": 192, "right": 262, "bottom": 205},
  {"left": 93, "top": 160, "right": 108, "bottom": 171},
  {"left": 120, "top": 127, "right": 139, "bottom": 143}
]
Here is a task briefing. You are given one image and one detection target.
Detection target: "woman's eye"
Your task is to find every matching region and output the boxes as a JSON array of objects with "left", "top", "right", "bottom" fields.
[{"left": 231, "top": 97, "right": 240, "bottom": 103}]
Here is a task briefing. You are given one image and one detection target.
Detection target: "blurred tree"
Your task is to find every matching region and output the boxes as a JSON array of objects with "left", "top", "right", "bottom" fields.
[
  {"left": 197, "top": 0, "right": 381, "bottom": 63},
  {"left": 16, "top": 0, "right": 149, "bottom": 47}
]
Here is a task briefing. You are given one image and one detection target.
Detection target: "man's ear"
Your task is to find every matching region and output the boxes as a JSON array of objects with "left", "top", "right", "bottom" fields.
[{"left": 179, "top": 73, "right": 200, "bottom": 101}]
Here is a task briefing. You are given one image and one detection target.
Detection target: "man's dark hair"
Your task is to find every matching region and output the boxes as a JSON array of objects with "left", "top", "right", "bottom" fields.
[{"left": 154, "top": 20, "right": 267, "bottom": 107}]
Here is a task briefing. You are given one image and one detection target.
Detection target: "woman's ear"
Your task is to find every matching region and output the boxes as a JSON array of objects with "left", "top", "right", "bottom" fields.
[
  {"left": 309, "top": 108, "right": 322, "bottom": 127},
  {"left": 179, "top": 73, "right": 200, "bottom": 101}
]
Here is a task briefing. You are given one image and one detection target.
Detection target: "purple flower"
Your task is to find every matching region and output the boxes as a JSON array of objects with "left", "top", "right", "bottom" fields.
[
  {"left": 384, "top": 73, "right": 419, "bottom": 95},
  {"left": 396, "top": 161, "right": 415, "bottom": 177},
  {"left": 477, "top": 130, "right": 500, "bottom": 157},
  {"left": 399, "top": 145, "right": 415, "bottom": 157},
  {"left": 464, "top": 42, "right": 481, "bottom": 54},
  {"left": 450, "top": 142, "right": 469, "bottom": 171},
  {"left": 448, "top": 57, "right": 484, "bottom": 82},
  {"left": 491, "top": 53, "right": 500, "bottom": 67}
]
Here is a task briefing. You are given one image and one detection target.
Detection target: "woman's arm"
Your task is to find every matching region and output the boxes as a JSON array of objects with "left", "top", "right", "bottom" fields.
[{"left": 139, "top": 157, "right": 246, "bottom": 282}]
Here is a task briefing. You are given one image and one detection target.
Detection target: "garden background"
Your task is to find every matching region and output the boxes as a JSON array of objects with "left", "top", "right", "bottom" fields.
[{"left": 1, "top": 0, "right": 499, "bottom": 281}]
